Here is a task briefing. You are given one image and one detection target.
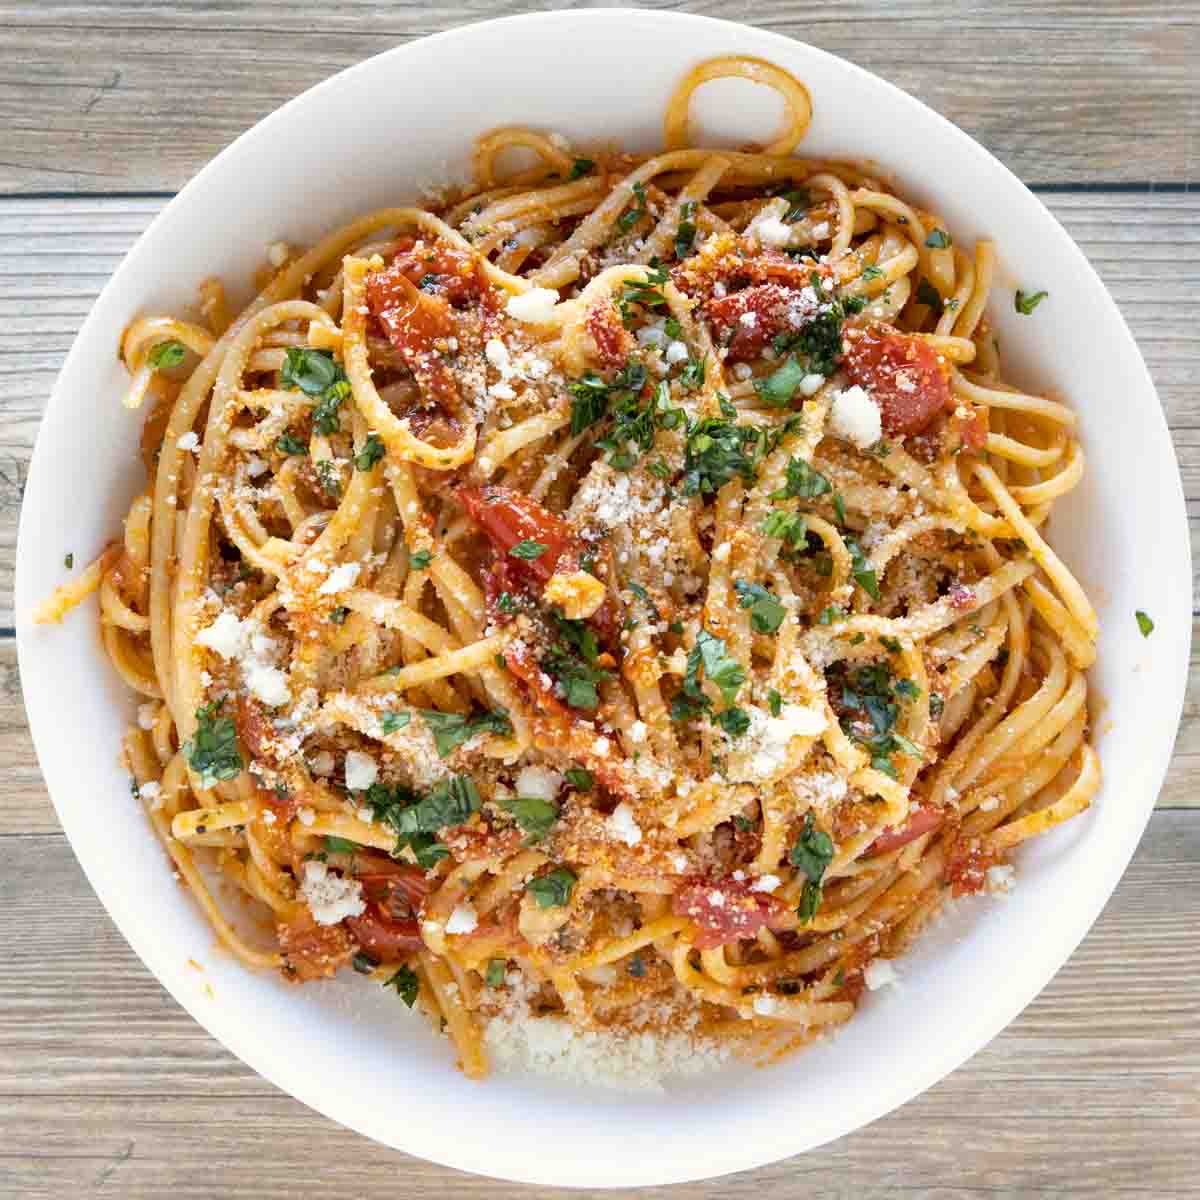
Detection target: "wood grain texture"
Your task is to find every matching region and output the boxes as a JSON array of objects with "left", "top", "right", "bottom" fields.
[
  {"left": 2, "top": 4, "right": 1198, "bottom": 1192},
  {"left": 0, "top": 1, "right": 1198, "bottom": 192},
  {"left": 0, "top": 812, "right": 1196, "bottom": 1197}
]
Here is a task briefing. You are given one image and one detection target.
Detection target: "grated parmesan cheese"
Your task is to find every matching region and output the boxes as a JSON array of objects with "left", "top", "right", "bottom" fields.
[
  {"left": 514, "top": 765, "right": 563, "bottom": 802},
  {"left": 300, "top": 860, "right": 366, "bottom": 926},
  {"left": 505, "top": 287, "right": 560, "bottom": 324},
  {"left": 830, "top": 385, "right": 883, "bottom": 450},
  {"left": 482, "top": 1013, "right": 729, "bottom": 1093},
  {"left": 607, "top": 802, "right": 642, "bottom": 846},
  {"left": 343, "top": 749, "right": 378, "bottom": 791},
  {"left": 318, "top": 562, "right": 361, "bottom": 595},
  {"left": 864, "top": 959, "right": 900, "bottom": 991},
  {"left": 446, "top": 901, "right": 479, "bottom": 935}
]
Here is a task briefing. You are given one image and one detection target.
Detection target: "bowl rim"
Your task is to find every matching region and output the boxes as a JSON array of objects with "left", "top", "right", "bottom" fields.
[{"left": 14, "top": 7, "right": 1192, "bottom": 1187}]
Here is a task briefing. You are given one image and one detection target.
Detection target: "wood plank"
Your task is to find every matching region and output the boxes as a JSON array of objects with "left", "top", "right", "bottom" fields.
[
  {"left": 0, "top": 810, "right": 1195, "bottom": 1196},
  {"left": 0, "top": 2, "right": 1197, "bottom": 192},
  {"left": 0, "top": 190, "right": 1197, "bottom": 631}
]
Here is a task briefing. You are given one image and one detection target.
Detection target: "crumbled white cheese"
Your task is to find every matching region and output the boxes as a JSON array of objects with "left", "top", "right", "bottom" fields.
[
  {"left": 446, "top": 901, "right": 479, "bottom": 935},
  {"left": 798, "top": 372, "right": 825, "bottom": 397},
  {"left": 505, "top": 287, "right": 560, "bottom": 324},
  {"left": 751, "top": 874, "right": 781, "bottom": 894},
  {"left": 864, "top": 959, "right": 900, "bottom": 991},
  {"left": 195, "top": 611, "right": 291, "bottom": 707},
  {"left": 176, "top": 431, "right": 200, "bottom": 452},
  {"left": 637, "top": 324, "right": 667, "bottom": 348},
  {"left": 514, "top": 765, "right": 563, "bottom": 802},
  {"left": 628, "top": 720, "right": 648, "bottom": 744},
  {"left": 309, "top": 750, "right": 335, "bottom": 777},
  {"left": 138, "top": 781, "right": 161, "bottom": 801},
  {"left": 830, "top": 384, "right": 883, "bottom": 449},
  {"left": 733, "top": 363, "right": 753, "bottom": 381},
  {"left": 266, "top": 240, "right": 290, "bottom": 268},
  {"left": 608, "top": 802, "right": 643, "bottom": 847},
  {"left": 344, "top": 749, "right": 378, "bottom": 792},
  {"left": 137, "top": 702, "right": 158, "bottom": 731},
  {"left": 484, "top": 338, "right": 512, "bottom": 376},
  {"left": 318, "top": 562, "right": 361, "bottom": 595},
  {"left": 665, "top": 339, "right": 690, "bottom": 364},
  {"left": 196, "top": 611, "right": 245, "bottom": 658},
  {"left": 300, "top": 860, "right": 366, "bottom": 926},
  {"left": 738, "top": 310, "right": 759, "bottom": 329},
  {"left": 752, "top": 995, "right": 779, "bottom": 1016},
  {"left": 297, "top": 806, "right": 315, "bottom": 826},
  {"left": 986, "top": 864, "right": 1015, "bottom": 895},
  {"left": 246, "top": 455, "right": 269, "bottom": 478}
]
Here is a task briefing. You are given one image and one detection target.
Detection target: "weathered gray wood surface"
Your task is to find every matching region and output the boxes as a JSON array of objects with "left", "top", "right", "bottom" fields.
[{"left": 1, "top": 2, "right": 1197, "bottom": 1196}]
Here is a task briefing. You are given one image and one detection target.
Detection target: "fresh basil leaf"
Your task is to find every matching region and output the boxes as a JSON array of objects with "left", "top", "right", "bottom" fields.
[
  {"left": 1015, "top": 289, "right": 1048, "bottom": 315},
  {"left": 148, "top": 340, "right": 186, "bottom": 370},
  {"left": 184, "top": 700, "right": 242, "bottom": 788},
  {"left": 382, "top": 965, "right": 419, "bottom": 1007},
  {"left": 510, "top": 540, "right": 548, "bottom": 560},
  {"left": 528, "top": 866, "right": 577, "bottom": 908},
  {"left": 788, "top": 811, "right": 834, "bottom": 883}
]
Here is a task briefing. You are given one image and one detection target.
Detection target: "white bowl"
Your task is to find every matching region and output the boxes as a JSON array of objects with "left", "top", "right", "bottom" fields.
[{"left": 15, "top": 9, "right": 1191, "bottom": 1187}]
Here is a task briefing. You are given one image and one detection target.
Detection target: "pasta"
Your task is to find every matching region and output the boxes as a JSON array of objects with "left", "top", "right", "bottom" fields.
[{"left": 41, "top": 54, "right": 1100, "bottom": 1085}]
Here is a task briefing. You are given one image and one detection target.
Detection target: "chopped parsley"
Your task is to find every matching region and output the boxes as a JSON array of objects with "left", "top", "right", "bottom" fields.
[
  {"left": 353, "top": 433, "right": 385, "bottom": 471},
  {"left": 626, "top": 953, "right": 647, "bottom": 978},
  {"left": 364, "top": 774, "right": 479, "bottom": 865},
  {"left": 789, "top": 812, "right": 834, "bottom": 924},
  {"left": 565, "top": 767, "right": 594, "bottom": 792},
  {"left": 679, "top": 355, "right": 706, "bottom": 391},
  {"left": 760, "top": 509, "right": 807, "bottom": 547},
  {"left": 496, "top": 592, "right": 517, "bottom": 614},
  {"left": 675, "top": 200, "right": 698, "bottom": 259},
  {"left": 833, "top": 493, "right": 846, "bottom": 525},
  {"left": 836, "top": 661, "right": 923, "bottom": 777},
  {"left": 276, "top": 431, "right": 308, "bottom": 456},
  {"left": 63, "top": 552, "right": 73, "bottom": 569},
  {"left": 1015, "top": 289, "right": 1048, "bottom": 315},
  {"left": 734, "top": 580, "right": 787, "bottom": 634},
  {"left": 671, "top": 629, "right": 746, "bottom": 722},
  {"left": 409, "top": 548, "right": 432, "bottom": 570},
  {"left": 767, "top": 688, "right": 783, "bottom": 717},
  {"left": 382, "top": 965, "right": 419, "bottom": 1007},
  {"left": 596, "top": 368, "right": 682, "bottom": 470},
  {"left": 844, "top": 537, "right": 881, "bottom": 601},
  {"left": 329, "top": 605, "right": 349, "bottom": 625},
  {"left": 1136, "top": 610, "right": 1154, "bottom": 637},
  {"left": 568, "top": 157, "right": 595, "bottom": 180},
  {"left": 782, "top": 187, "right": 811, "bottom": 221},
  {"left": 420, "top": 708, "right": 512, "bottom": 757},
  {"left": 771, "top": 455, "right": 831, "bottom": 501},
  {"left": 528, "top": 866, "right": 577, "bottom": 908},
  {"left": 770, "top": 274, "right": 865, "bottom": 376},
  {"left": 818, "top": 605, "right": 847, "bottom": 624},
  {"left": 753, "top": 356, "right": 806, "bottom": 407},
  {"left": 924, "top": 229, "right": 951, "bottom": 249},
  {"left": 916, "top": 278, "right": 943, "bottom": 312},
  {"left": 381, "top": 711, "right": 411, "bottom": 735},
  {"left": 147, "top": 339, "right": 186, "bottom": 370},
  {"left": 352, "top": 950, "right": 379, "bottom": 975},
  {"left": 500, "top": 794, "right": 560, "bottom": 842},
  {"left": 616, "top": 182, "right": 648, "bottom": 233},
  {"left": 861, "top": 264, "right": 885, "bottom": 282},
  {"left": 617, "top": 267, "right": 669, "bottom": 327},
  {"left": 713, "top": 706, "right": 751, "bottom": 737},
  {"left": 316, "top": 459, "right": 340, "bottom": 499},
  {"left": 681, "top": 415, "right": 759, "bottom": 497},
  {"left": 485, "top": 958, "right": 507, "bottom": 986},
  {"left": 325, "top": 835, "right": 356, "bottom": 855},
  {"left": 568, "top": 370, "right": 610, "bottom": 434},
  {"left": 509, "top": 540, "right": 548, "bottom": 560},
  {"left": 542, "top": 615, "right": 610, "bottom": 711},
  {"left": 281, "top": 348, "right": 351, "bottom": 435},
  {"left": 184, "top": 699, "right": 242, "bottom": 788}
]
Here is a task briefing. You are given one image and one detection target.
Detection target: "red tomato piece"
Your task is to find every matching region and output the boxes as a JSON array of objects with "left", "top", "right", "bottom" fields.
[
  {"left": 458, "top": 485, "right": 578, "bottom": 585},
  {"left": 944, "top": 837, "right": 999, "bottom": 897},
  {"left": 345, "top": 906, "right": 424, "bottom": 956},
  {"left": 672, "top": 877, "right": 791, "bottom": 949},
  {"left": 354, "top": 854, "right": 434, "bottom": 911},
  {"left": 705, "top": 282, "right": 816, "bottom": 362},
  {"left": 869, "top": 802, "right": 944, "bottom": 855},
  {"left": 586, "top": 301, "right": 634, "bottom": 368},
  {"left": 277, "top": 914, "right": 355, "bottom": 981},
  {"left": 842, "top": 327, "right": 953, "bottom": 437}
]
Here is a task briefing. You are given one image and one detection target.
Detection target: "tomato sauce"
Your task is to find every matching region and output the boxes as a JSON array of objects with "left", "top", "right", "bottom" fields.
[
  {"left": 843, "top": 327, "right": 953, "bottom": 437},
  {"left": 672, "top": 876, "right": 791, "bottom": 949}
]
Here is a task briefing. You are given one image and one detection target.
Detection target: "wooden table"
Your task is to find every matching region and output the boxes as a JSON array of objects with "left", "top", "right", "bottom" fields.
[{"left": 2, "top": 3, "right": 1198, "bottom": 1195}]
